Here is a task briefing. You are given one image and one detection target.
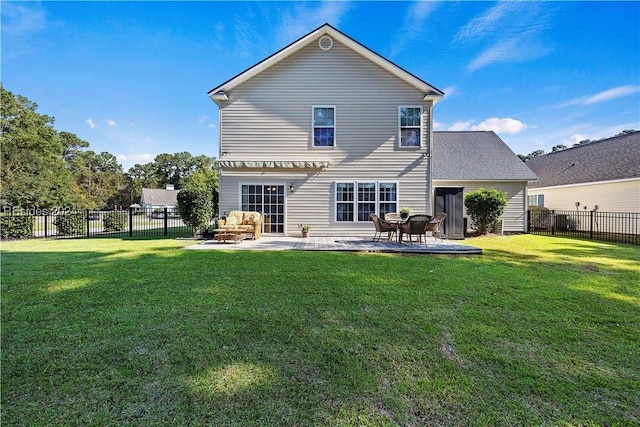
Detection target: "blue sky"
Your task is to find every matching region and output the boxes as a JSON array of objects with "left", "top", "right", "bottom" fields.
[{"left": 2, "top": 1, "right": 639, "bottom": 170}]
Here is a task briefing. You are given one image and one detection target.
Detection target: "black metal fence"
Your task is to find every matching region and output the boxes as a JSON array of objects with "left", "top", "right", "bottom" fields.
[
  {"left": 528, "top": 209, "right": 639, "bottom": 245},
  {"left": 1, "top": 207, "right": 196, "bottom": 240}
]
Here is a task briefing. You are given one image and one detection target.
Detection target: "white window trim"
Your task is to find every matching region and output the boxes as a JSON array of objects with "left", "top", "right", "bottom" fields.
[
  {"left": 312, "top": 105, "right": 337, "bottom": 148},
  {"left": 398, "top": 105, "right": 423, "bottom": 148},
  {"left": 334, "top": 181, "right": 399, "bottom": 223}
]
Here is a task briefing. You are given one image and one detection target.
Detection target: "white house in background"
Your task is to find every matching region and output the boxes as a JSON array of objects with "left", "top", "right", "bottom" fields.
[
  {"left": 140, "top": 185, "right": 178, "bottom": 212},
  {"left": 207, "top": 23, "right": 536, "bottom": 237},
  {"left": 526, "top": 131, "right": 640, "bottom": 213}
]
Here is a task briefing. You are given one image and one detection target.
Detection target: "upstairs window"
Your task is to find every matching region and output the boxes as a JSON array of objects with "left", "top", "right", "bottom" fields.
[
  {"left": 313, "top": 106, "right": 336, "bottom": 147},
  {"left": 399, "top": 106, "right": 422, "bottom": 147}
]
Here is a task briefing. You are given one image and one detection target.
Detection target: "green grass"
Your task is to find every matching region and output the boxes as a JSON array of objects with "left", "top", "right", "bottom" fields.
[{"left": 1, "top": 235, "right": 639, "bottom": 426}]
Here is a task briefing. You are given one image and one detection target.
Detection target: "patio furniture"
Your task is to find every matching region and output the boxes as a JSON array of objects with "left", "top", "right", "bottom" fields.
[
  {"left": 426, "top": 213, "right": 447, "bottom": 241},
  {"left": 370, "top": 213, "right": 398, "bottom": 242},
  {"left": 399, "top": 214, "right": 432, "bottom": 245},
  {"left": 384, "top": 212, "right": 401, "bottom": 222}
]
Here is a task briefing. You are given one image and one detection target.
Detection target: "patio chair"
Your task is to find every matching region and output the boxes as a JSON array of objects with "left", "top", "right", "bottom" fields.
[
  {"left": 399, "top": 214, "right": 432, "bottom": 245},
  {"left": 426, "top": 213, "right": 447, "bottom": 242},
  {"left": 370, "top": 213, "right": 398, "bottom": 242}
]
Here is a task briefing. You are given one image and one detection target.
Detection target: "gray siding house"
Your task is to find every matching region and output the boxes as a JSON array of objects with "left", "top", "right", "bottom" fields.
[
  {"left": 526, "top": 131, "right": 640, "bottom": 213},
  {"left": 208, "top": 24, "right": 534, "bottom": 237}
]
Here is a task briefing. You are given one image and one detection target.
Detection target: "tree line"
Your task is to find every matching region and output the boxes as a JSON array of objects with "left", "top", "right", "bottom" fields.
[{"left": 1, "top": 85, "right": 218, "bottom": 212}]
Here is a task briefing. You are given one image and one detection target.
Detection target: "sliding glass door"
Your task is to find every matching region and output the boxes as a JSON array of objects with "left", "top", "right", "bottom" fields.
[{"left": 241, "top": 184, "right": 285, "bottom": 233}]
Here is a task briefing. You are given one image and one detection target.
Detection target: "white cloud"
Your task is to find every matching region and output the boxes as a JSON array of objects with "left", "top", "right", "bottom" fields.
[
  {"left": 208, "top": 124, "right": 216, "bottom": 129},
  {"left": 117, "top": 153, "right": 155, "bottom": 165},
  {"left": 442, "top": 86, "right": 456, "bottom": 98},
  {"left": 86, "top": 118, "right": 96, "bottom": 129},
  {"left": 433, "top": 120, "right": 445, "bottom": 131},
  {"left": 457, "top": 3, "right": 554, "bottom": 71},
  {"left": 446, "top": 118, "right": 527, "bottom": 134},
  {"left": 557, "top": 85, "right": 640, "bottom": 108},
  {"left": 388, "top": 1, "right": 438, "bottom": 58},
  {"left": 276, "top": 1, "right": 352, "bottom": 47},
  {"left": 455, "top": 2, "right": 517, "bottom": 43},
  {"left": 583, "top": 85, "right": 640, "bottom": 105},
  {"left": 107, "top": 120, "right": 117, "bottom": 127},
  {"left": 471, "top": 117, "right": 527, "bottom": 134},
  {"left": 1, "top": 3, "right": 46, "bottom": 37},
  {"left": 448, "top": 121, "right": 474, "bottom": 131}
]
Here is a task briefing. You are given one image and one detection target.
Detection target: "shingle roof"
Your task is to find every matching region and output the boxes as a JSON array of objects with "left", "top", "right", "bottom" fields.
[
  {"left": 141, "top": 188, "right": 178, "bottom": 206},
  {"left": 433, "top": 131, "right": 537, "bottom": 181},
  {"left": 526, "top": 131, "right": 640, "bottom": 188}
]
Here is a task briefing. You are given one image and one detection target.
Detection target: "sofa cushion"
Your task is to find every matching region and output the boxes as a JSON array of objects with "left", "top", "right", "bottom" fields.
[
  {"left": 225, "top": 216, "right": 239, "bottom": 227},
  {"left": 244, "top": 211, "right": 261, "bottom": 223}
]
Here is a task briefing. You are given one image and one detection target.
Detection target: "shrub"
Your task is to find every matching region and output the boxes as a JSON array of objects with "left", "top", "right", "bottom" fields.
[
  {"left": 103, "top": 211, "right": 127, "bottom": 232},
  {"left": 528, "top": 206, "right": 551, "bottom": 230},
  {"left": 177, "top": 188, "right": 213, "bottom": 236},
  {"left": 54, "top": 212, "right": 86, "bottom": 236},
  {"left": 0, "top": 214, "right": 34, "bottom": 239},
  {"left": 464, "top": 188, "right": 508, "bottom": 235}
]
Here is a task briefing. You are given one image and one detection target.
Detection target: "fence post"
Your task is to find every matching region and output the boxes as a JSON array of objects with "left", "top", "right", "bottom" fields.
[
  {"left": 526, "top": 209, "right": 530, "bottom": 234},
  {"left": 129, "top": 207, "right": 133, "bottom": 237},
  {"left": 164, "top": 207, "right": 168, "bottom": 236},
  {"left": 590, "top": 210, "right": 594, "bottom": 240},
  {"left": 551, "top": 210, "right": 555, "bottom": 235},
  {"left": 44, "top": 213, "right": 48, "bottom": 238},
  {"left": 86, "top": 209, "right": 90, "bottom": 238}
]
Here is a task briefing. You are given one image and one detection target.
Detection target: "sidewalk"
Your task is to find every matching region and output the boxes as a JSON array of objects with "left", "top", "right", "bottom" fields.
[{"left": 185, "top": 235, "right": 482, "bottom": 254}]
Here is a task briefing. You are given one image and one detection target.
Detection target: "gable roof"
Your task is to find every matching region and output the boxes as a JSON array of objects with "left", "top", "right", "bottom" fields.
[
  {"left": 433, "top": 131, "right": 537, "bottom": 181},
  {"left": 140, "top": 188, "right": 178, "bottom": 206},
  {"left": 208, "top": 23, "right": 444, "bottom": 105},
  {"left": 526, "top": 131, "right": 640, "bottom": 188}
]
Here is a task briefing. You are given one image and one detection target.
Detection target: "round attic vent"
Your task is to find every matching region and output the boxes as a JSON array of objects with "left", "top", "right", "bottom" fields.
[{"left": 318, "top": 35, "right": 334, "bottom": 51}]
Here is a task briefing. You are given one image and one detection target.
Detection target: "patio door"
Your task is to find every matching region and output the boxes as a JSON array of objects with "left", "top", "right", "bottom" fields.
[{"left": 241, "top": 184, "right": 285, "bottom": 233}]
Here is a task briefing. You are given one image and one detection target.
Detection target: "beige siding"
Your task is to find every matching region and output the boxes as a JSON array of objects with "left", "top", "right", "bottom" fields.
[
  {"left": 433, "top": 180, "right": 529, "bottom": 232},
  {"left": 218, "top": 39, "right": 433, "bottom": 236},
  {"left": 528, "top": 179, "right": 640, "bottom": 213}
]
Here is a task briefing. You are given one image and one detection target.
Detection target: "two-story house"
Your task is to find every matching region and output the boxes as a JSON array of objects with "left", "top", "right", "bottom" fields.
[{"left": 208, "top": 24, "right": 535, "bottom": 237}]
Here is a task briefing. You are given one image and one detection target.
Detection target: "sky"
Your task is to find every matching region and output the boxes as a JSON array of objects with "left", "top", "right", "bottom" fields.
[{"left": 2, "top": 1, "right": 639, "bottom": 170}]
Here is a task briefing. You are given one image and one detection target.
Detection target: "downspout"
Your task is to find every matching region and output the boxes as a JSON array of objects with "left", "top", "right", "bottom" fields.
[{"left": 426, "top": 99, "right": 434, "bottom": 214}]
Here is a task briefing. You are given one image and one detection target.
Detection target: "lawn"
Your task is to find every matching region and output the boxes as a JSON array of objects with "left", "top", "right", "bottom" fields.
[{"left": 1, "top": 235, "right": 638, "bottom": 426}]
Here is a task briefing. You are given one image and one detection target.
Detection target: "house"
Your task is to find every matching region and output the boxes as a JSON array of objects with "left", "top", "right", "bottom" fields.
[
  {"left": 432, "top": 131, "right": 537, "bottom": 237},
  {"left": 526, "top": 131, "right": 640, "bottom": 213},
  {"left": 208, "top": 24, "right": 535, "bottom": 237},
  {"left": 140, "top": 185, "right": 179, "bottom": 216}
]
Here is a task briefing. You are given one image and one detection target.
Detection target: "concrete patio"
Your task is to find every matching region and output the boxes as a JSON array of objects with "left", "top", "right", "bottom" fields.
[{"left": 185, "top": 235, "right": 482, "bottom": 254}]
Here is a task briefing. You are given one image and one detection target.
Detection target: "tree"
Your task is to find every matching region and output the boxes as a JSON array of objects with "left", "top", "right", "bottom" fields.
[
  {"left": 551, "top": 144, "right": 567, "bottom": 152},
  {"left": 517, "top": 149, "right": 545, "bottom": 162},
  {"left": 182, "top": 167, "right": 219, "bottom": 216},
  {"left": 177, "top": 187, "right": 213, "bottom": 236},
  {"left": 1, "top": 85, "right": 76, "bottom": 208},
  {"left": 67, "top": 150, "right": 124, "bottom": 209},
  {"left": 464, "top": 188, "right": 508, "bottom": 235}
]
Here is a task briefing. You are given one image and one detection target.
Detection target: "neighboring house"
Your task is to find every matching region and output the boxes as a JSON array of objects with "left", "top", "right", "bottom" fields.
[
  {"left": 432, "top": 131, "right": 537, "bottom": 237},
  {"left": 526, "top": 131, "right": 640, "bottom": 213},
  {"left": 140, "top": 185, "right": 178, "bottom": 215},
  {"left": 208, "top": 24, "right": 534, "bottom": 237}
]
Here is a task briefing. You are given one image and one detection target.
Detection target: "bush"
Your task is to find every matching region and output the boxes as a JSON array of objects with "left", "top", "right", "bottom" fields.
[
  {"left": 0, "top": 215, "right": 34, "bottom": 239},
  {"left": 177, "top": 188, "right": 213, "bottom": 236},
  {"left": 54, "top": 212, "right": 86, "bottom": 236},
  {"left": 528, "top": 206, "right": 551, "bottom": 230},
  {"left": 464, "top": 188, "right": 508, "bottom": 235},
  {"left": 103, "top": 211, "right": 127, "bottom": 232}
]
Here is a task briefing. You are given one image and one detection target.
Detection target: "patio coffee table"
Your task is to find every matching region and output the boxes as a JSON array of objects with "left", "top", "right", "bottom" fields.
[{"left": 213, "top": 228, "right": 246, "bottom": 244}]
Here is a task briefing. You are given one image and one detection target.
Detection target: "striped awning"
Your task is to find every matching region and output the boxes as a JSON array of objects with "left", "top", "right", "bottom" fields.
[{"left": 219, "top": 160, "right": 330, "bottom": 169}]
